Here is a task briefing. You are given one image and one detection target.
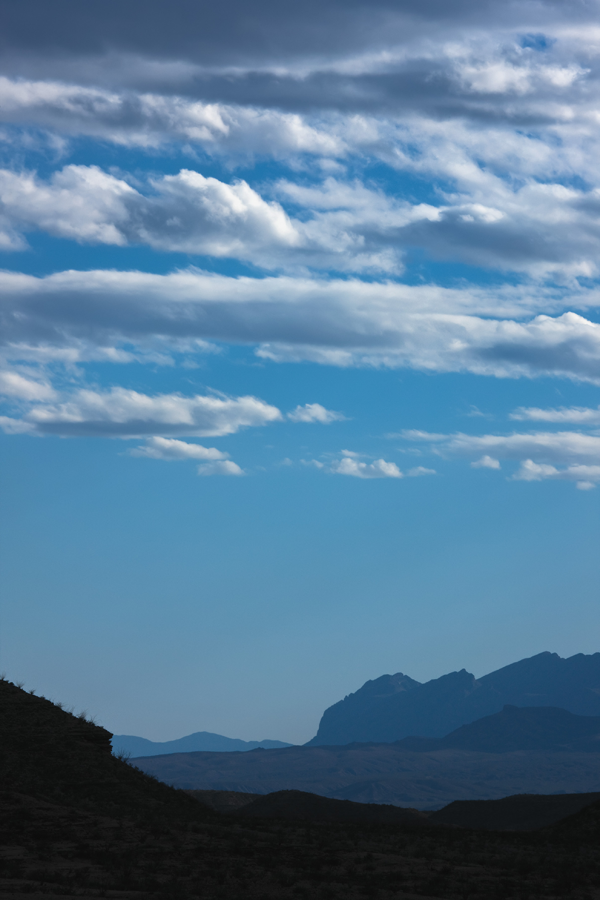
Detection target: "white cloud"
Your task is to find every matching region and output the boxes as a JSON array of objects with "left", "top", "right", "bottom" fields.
[
  {"left": 129, "top": 436, "right": 228, "bottom": 460},
  {"left": 11, "top": 387, "right": 282, "bottom": 438},
  {"left": 0, "top": 77, "right": 343, "bottom": 156},
  {"left": 330, "top": 456, "right": 403, "bottom": 479},
  {"left": 8, "top": 157, "right": 600, "bottom": 277},
  {"left": 400, "top": 428, "right": 600, "bottom": 489},
  {"left": 511, "top": 404, "right": 600, "bottom": 424},
  {"left": 402, "top": 429, "right": 600, "bottom": 466},
  {"left": 197, "top": 460, "right": 244, "bottom": 476},
  {"left": 2, "top": 268, "right": 600, "bottom": 383},
  {"left": 0, "top": 415, "right": 35, "bottom": 434},
  {"left": 0, "top": 166, "right": 306, "bottom": 268},
  {"left": 471, "top": 455, "right": 501, "bottom": 469},
  {"left": 0, "top": 368, "right": 56, "bottom": 401},
  {"left": 287, "top": 403, "right": 345, "bottom": 423},
  {"left": 407, "top": 466, "right": 436, "bottom": 477},
  {"left": 512, "top": 459, "right": 600, "bottom": 488}
]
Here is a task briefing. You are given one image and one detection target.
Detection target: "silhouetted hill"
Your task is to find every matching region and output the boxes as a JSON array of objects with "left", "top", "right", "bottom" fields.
[
  {"left": 307, "top": 651, "right": 600, "bottom": 745},
  {"left": 429, "top": 792, "right": 600, "bottom": 831},
  {"left": 113, "top": 731, "right": 292, "bottom": 757},
  {"left": 397, "top": 705, "right": 600, "bottom": 753},
  {"left": 237, "top": 789, "right": 428, "bottom": 824},
  {"left": 3, "top": 676, "right": 600, "bottom": 899},
  {"left": 0, "top": 676, "right": 212, "bottom": 823}
]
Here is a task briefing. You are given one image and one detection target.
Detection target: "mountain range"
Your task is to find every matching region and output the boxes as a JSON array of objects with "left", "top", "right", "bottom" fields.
[
  {"left": 132, "top": 704, "right": 600, "bottom": 809},
  {"left": 4, "top": 676, "right": 600, "bottom": 899},
  {"left": 111, "top": 731, "right": 292, "bottom": 757},
  {"left": 307, "top": 651, "right": 600, "bottom": 745},
  {"left": 129, "top": 652, "right": 600, "bottom": 809}
]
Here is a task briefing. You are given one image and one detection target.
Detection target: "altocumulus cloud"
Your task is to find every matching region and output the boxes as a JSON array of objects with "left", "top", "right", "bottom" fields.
[
  {"left": 2, "top": 0, "right": 600, "bottom": 487},
  {"left": 401, "top": 429, "right": 600, "bottom": 488}
]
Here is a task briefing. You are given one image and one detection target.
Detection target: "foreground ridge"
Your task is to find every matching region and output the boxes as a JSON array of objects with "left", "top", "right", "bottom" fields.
[{"left": 2, "top": 676, "right": 600, "bottom": 898}]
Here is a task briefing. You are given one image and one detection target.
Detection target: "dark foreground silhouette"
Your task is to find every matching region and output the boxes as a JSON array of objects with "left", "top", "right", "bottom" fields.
[{"left": 2, "top": 677, "right": 600, "bottom": 899}]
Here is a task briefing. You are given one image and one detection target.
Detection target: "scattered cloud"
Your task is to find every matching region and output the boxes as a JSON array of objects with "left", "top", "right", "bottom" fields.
[
  {"left": 471, "top": 455, "right": 501, "bottom": 469},
  {"left": 512, "top": 460, "right": 600, "bottom": 489},
  {"left": 287, "top": 403, "right": 345, "bottom": 423},
  {"left": 330, "top": 456, "right": 403, "bottom": 479},
  {"left": 407, "top": 466, "right": 436, "bottom": 477},
  {"left": 197, "top": 460, "right": 244, "bottom": 476},
  {"left": 401, "top": 428, "right": 600, "bottom": 489},
  {"left": 511, "top": 404, "right": 600, "bottom": 425},
  {"left": 401, "top": 429, "right": 600, "bottom": 466},
  {"left": 129, "top": 436, "right": 228, "bottom": 460}
]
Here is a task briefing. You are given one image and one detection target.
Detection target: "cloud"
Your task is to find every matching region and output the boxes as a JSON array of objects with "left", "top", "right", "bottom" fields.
[
  {"left": 401, "top": 428, "right": 600, "bottom": 488},
  {"left": 402, "top": 429, "right": 600, "bottom": 466},
  {"left": 512, "top": 459, "right": 600, "bottom": 489},
  {"left": 0, "top": 368, "right": 55, "bottom": 401},
  {"left": 5, "top": 387, "right": 282, "bottom": 438},
  {"left": 2, "top": 268, "right": 600, "bottom": 383},
  {"left": 511, "top": 404, "right": 600, "bottom": 424},
  {"left": 0, "top": 77, "right": 342, "bottom": 155},
  {"left": 9, "top": 161, "right": 600, "bottom": 278},
  {"left": 129, "top": 436, "right": 228, "bottom": 460},
  {"left": 471, "top": 455, "right": 501, "bottom": 469},
  {"left": 330, "top": 456, "right": 403, "bottom": 478},
  {"left": 197, "top": 460, "right": 244, "bottom": 476},
  {"left": 287, "top": 403, "right": 345, "bottom": 423},
  {"left": 407, "top": 465, "right": 436, "bottom": 476},
  {"left": 0, "top": 166, "right": 307, "bottom": 269}
]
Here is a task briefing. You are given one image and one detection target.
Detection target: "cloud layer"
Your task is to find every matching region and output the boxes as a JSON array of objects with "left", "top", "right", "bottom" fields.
[{"left": 2, "top": 268, "right": 599, "bottom": 382}]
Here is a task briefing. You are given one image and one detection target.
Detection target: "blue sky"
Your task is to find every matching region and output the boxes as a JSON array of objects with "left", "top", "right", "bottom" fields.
[{"left": 0, "top": 0, "right": 599, "bottom": 744}]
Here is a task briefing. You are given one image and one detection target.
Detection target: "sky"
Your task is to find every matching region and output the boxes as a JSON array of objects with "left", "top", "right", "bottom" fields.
[{"left": 1, "top": 0, "right": 599, "bottom": 745}]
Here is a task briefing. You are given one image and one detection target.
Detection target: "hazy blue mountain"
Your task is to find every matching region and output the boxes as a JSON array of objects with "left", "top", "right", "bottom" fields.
[
  {"left": 111, "top": 731, "right": 293, "bottom": 758},
  {"left": 396, "top": 705, "right": 600, "bottom": 753},
  {"left": 307, "top": 652, "right": 600, "bottom": 745}
]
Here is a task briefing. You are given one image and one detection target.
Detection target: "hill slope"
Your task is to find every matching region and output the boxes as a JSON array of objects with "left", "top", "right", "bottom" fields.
[
  {"left": 307, "top": 651, "right": 600, "bottom": 745},
  {"left": 3, "top": 676, "right": 600, "bottom": 899}
]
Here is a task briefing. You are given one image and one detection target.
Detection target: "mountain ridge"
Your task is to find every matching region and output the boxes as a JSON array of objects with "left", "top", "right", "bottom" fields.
[
  {"left": 307, "top": 651, "right": 600, "bottom": 745},
  {"left": 112, "top": 730, "right": 293, "bottom": 757}
]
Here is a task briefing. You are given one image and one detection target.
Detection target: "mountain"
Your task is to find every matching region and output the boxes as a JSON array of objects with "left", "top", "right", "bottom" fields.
[
  {"left": 134, "top": 739, "right": 600, "bottom": 810},
  {"left": 133, "top": 705, "right": 600, "bottom": 809},
  {"left": 6, "top": 679, "right": 600, "bottom": 900},
  {"left": 307, "top": 651, "right": 600, "bottom": 745},
  {"left": 396, "top": 705, "right": 600, "bottom": 753},
  {"left": 111, "top": 730, "right": 292, "bottom": 757}
]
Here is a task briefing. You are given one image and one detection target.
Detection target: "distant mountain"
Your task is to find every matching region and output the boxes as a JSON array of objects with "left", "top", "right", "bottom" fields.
[
  {"left": 134, "top": 738, "right": 600, "bottom": 810},
  {"left": 396, "top": 705, "right": 600, "bottom": 753},
  {"left": 111, "top": 731, "right": 293, "bottom": 758},
  {"left": 307, "top": 651, "right": 600, "bottom": 745}
]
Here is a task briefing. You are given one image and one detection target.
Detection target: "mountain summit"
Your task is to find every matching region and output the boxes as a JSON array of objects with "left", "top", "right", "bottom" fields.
[{"left": 306, "top": 652, "right": 600, "bottom": 745}]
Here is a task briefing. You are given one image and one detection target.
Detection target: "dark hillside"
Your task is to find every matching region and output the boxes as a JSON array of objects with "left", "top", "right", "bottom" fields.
[
  {"left": 0, "top": 677, "right": 213, "bottom": 823},
  {"left": 429, "top": 792, "right": 600, "bottom": 831},
  {"left": 237, "top": 790, "right": 429, "bottom": 824},
  {"left": 2, "top": 677, "right": 600, "bottom": 899}
]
